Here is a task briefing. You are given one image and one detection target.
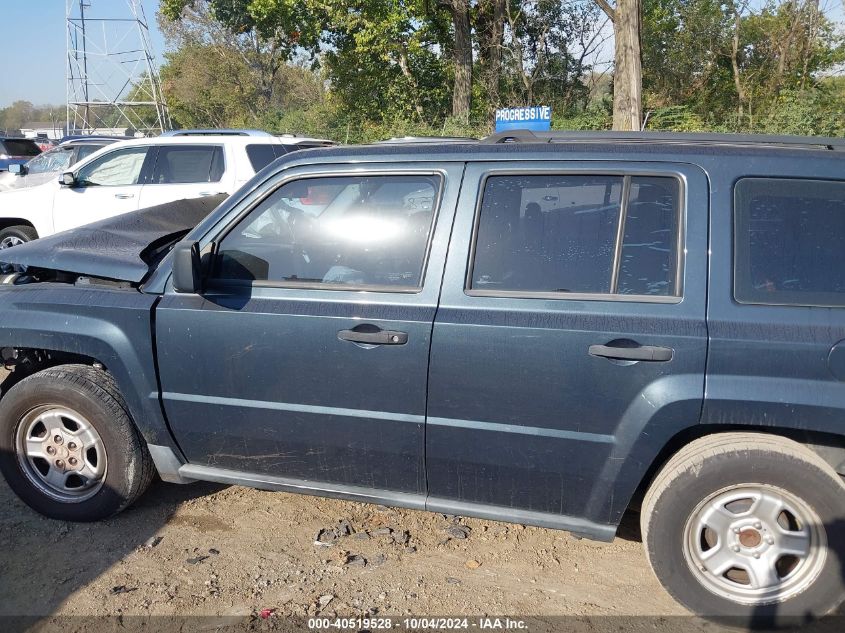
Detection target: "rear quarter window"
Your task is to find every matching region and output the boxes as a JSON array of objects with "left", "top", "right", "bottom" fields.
[
  {"left": 734, "top": 178, "right": 845, "bottom": 307},
  {"left": 246, "top": 144, "right": 286, "bottom": 172}
]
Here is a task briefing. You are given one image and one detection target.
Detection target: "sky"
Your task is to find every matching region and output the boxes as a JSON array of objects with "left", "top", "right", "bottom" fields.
[{"left": 0, "top": 0, "right": 166, "bottom": 108}]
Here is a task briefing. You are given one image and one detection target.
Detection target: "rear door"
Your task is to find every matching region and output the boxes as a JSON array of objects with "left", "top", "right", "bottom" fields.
[
  {"left": 155, "top": 161, "right": 464, "bottom": 496},
  {"left": 137, "top": 144, "right": 229, "bottom": 209},
  {"left": 426, "top": 161, "right": 709, "bottom": 531}
]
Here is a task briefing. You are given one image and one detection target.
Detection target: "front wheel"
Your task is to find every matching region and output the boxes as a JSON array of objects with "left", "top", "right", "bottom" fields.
[
  {"left": 0, "top": 364, "right": 154, "bottom": 521},
  {"left": 641, "top": 432, "right": 845, "bottom": 623}
]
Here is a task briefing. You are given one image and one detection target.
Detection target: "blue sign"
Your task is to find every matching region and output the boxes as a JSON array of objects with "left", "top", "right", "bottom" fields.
[{"left": 495, "top": 106, "right": 552, "bottom": 132}]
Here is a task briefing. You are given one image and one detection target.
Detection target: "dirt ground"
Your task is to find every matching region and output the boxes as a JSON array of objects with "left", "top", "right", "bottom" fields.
[{"left": 0, "top": 474, "right": 691, "bottom": 624}]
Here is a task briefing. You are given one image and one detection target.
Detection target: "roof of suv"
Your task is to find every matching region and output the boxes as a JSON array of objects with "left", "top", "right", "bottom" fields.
[
  {"left": 160, "top": 129, "right": 273, "bottom": 137},
  {"left": 161, "top": 129, "right": 335, "bottom": 146},
  {"left": 101, "top": 135, "right": 314, "bottom": 151},
  {"left": 274, "top": 130, "right": 845, "bottom": 167}
]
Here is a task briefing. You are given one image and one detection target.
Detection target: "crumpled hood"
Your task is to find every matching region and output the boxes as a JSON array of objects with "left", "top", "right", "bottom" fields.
[{"left": 0, "top": 195, "right": 227, "bottom": 283}]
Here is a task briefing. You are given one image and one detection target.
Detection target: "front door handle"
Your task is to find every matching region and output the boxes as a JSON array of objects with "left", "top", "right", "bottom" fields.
[
  {"left": 338, "top": 327, "right": 408, "bottom": 345},
  {"left": 114, "top": 193, "right": 135, "bottom": 199},
  {"left": 589, "top": 343, "right": 673, "bottom": 362}
]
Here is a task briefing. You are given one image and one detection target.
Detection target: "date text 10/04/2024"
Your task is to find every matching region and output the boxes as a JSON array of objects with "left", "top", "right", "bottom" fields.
[{"left": 307, "top": 618, "right": 529, "bottom": 630}]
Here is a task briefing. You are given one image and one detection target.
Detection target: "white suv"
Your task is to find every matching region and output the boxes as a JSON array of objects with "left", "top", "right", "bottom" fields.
[{"left": 0, "top": 133, "right": 334, "bottom": 248}]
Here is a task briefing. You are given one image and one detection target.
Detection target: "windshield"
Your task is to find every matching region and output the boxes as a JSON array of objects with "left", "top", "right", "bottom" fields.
[{"left": 26, "top": 146, "right": 74, "bottom": 174}]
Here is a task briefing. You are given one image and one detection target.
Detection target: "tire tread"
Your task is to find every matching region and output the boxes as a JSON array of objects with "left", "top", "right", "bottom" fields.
[{"left": 6, "top": 364, "right": 153, "bottom": 517}]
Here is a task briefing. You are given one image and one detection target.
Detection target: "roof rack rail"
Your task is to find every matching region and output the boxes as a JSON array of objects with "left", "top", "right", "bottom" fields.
[
  {"left": 481, "top": 129, "right": 845, "bottom": 150},
  {"left": 375, "top": 135, "right": 477, "bottom": 145},
  {"left": 160, "top": 129, "right": 273, "bottom": 137}
]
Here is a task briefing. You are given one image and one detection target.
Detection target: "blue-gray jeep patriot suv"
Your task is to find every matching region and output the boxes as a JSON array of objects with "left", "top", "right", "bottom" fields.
[{"left": 0, "top": 130, "right": 844, "bottom": 621}]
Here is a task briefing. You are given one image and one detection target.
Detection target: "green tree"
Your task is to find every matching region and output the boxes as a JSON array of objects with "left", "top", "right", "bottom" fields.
[
  {"left": 161, "top": 0, "right": 322, "bottom": 106},
  {"left": 0, "top": 101, "right": 35, "bottom": 133},
  {"left": 320, "top": 0, "right": 450, "bottom": 122}
]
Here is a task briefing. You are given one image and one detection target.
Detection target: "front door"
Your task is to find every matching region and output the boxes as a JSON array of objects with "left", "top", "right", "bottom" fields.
[
  {"left": 426, "top": 162, "right": 709, "bottom": 530},
  {"left": 155, "top": 162, "right": 463, "bottom": 495},
  {"left": 52, "top": 146, "right": 150, "bottom": 233}
]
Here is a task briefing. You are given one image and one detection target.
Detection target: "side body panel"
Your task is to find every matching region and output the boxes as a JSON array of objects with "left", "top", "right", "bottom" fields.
[
  {"left": 703, "top": 155, "right": 845, "bottom": 436},
  {"left": 0, "top": 285, "right": 179, "bottom": 453}
]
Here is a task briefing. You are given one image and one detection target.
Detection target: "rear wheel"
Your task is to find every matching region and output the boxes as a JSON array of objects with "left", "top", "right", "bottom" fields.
[
  {"left": 641, "top": 432, "right": 845, "bottom": 622},
  {"left": 0, "top": 225, "right": 37, "bottom": 249},
  {"left": 0, "top": 364, "right": 154, "bottom": 521}
]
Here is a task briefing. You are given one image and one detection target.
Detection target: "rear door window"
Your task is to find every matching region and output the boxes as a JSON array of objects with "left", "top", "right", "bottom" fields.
[
  {"left": 246, "top": 144, "right": 287, "bottom": 172},
  {"left": 151, "top": 145, "right": 224, "bottom": 183},
  {"left": 469, "top": 174, "right": 681, "bottom": 298},
  {"left": 734, "top": 178, "right": 845, "bottom": 307}
]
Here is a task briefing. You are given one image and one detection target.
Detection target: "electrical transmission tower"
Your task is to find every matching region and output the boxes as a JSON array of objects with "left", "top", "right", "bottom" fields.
[{"left": 66, "top": 0, "right": 170, "bottom": 136}]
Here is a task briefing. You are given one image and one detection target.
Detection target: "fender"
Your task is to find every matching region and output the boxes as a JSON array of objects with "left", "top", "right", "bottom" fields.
[
  {"left": 582, "top": 373, "right": 705, "bottom": 525},
  {"left": 0, "top": 284, "right": 183, "bottom": 459}
]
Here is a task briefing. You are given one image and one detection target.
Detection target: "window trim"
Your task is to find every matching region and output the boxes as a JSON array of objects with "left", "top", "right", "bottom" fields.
[
  {"left": 206, "top": 169, "right": 447, "bottom": 295},
  {"left": 464, "top": 169, "right": 686, "bottom": 304},
  {"left": 733, "top": 176, "right": 845, "bottom": 308}
]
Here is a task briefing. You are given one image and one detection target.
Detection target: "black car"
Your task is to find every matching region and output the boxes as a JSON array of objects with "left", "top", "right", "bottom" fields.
[{"left": 0, "top": 137, "right": 41, "bottom": 171}]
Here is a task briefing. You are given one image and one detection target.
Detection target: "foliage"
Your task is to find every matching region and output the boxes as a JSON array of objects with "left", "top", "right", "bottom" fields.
[
  {"left": 756, "top": 88, "right": 845, "bottom": 136},
  {"left": 153, "top": 0, "right": 845, "bottom": 139},
  {"left": 553, "top": 99, "right": 612, "bottom": 130},
  {"left": 644, "top": 105, "right": 707, "bottom": 132},
  {"left": 642, "top": 0, "right": 845, "bottom": 129},
  {"left": 319, "top": 0, "right": 451, "bottom": 122},
  {"left": 0, "top": 102, "right": 64, "bottom": 135}
]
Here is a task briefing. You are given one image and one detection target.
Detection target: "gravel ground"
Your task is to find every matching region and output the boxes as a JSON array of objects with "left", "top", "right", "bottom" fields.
[{"left": 0, "top": 475, "right": 689, "bottom": 624}]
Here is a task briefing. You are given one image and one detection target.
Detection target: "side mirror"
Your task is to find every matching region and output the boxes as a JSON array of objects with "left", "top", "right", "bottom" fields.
[
  {"left": 172, "top": 240, "right": 203, "bottom": 294},
  {"left": 60, "top": 171, "right": 76, "bottom": 186},
  {"left": 8, "top": 164, "right": 25, "bottom": 176}
]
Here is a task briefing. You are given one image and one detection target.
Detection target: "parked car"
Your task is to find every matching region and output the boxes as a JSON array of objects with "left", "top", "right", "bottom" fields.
[
  {"left": 0, "top": 137, "right": 121, "bottom": 193},
  {"left": 0, "top": 131, "right": 844, "bottom": 622},
  {"left": 30, "top": 137, "right": 58, "bottom": 152},
  {"left": 0, "top": 137, "right": 41, "bottom": 172},
  {"left": 0, "top": 133, "right": 332, "bottom": 248}
]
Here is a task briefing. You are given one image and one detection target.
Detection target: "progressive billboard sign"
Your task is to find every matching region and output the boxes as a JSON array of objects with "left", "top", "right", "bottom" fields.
[{"left": 495, "top": 106, "right": 552, "bottom": 132}]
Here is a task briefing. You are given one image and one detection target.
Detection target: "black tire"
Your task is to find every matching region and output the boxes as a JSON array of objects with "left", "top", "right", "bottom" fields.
[
  {"left": 0, "top": 225, "right": 37, "bottom": 249},
  {"left": 0, "top": 364, "right": 154, "bottom": 521},
  {"left": 641, "top": 432, "right": 845, "bottom": 624}
]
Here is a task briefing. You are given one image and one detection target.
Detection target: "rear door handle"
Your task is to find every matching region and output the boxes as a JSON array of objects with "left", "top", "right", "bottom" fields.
[
  {"left": 114, "top": 193, "right": 135, "bottom": 199},
  {"left": 338, "top": 327, "right": 408, "bottom": 345},
  {"left": 589, "top": 343, "right": 673, "bottom": 362}
]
